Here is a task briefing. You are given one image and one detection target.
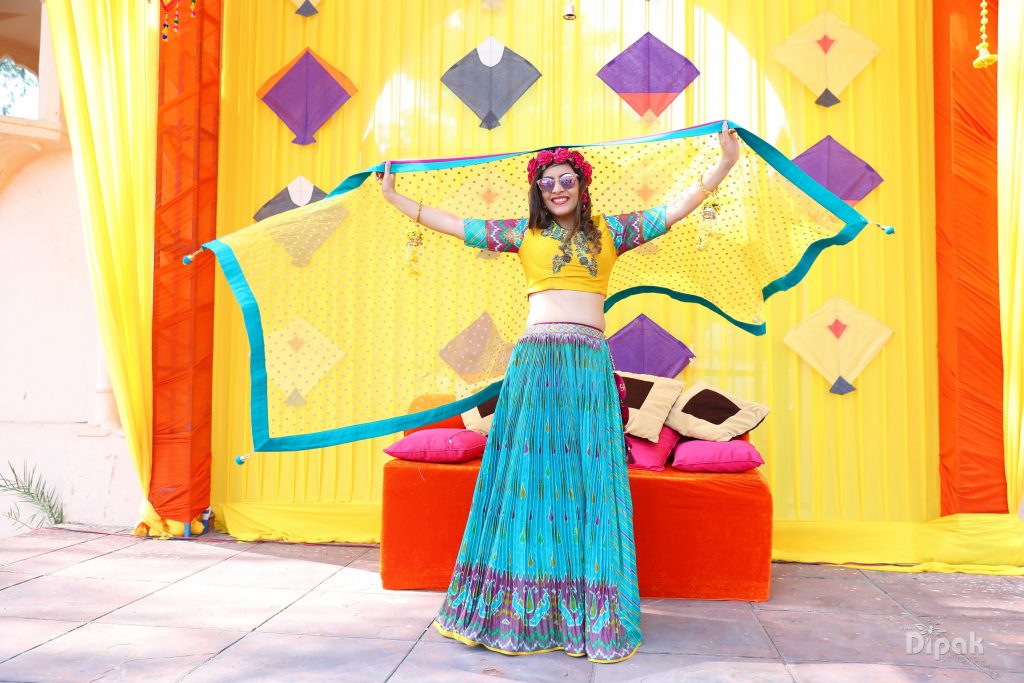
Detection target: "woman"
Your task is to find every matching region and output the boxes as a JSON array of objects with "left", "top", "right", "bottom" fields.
[{"left": 379, "top": 122, "right": 740, "bottom": 663}]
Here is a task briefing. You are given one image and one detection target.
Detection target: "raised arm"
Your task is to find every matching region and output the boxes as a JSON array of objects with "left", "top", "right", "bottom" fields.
[
  {"left": 665, "top": 121, "right": 740, "bottom": 227},
  {"left": 379, "top": 161, "right": 465, "bottom": 239}
]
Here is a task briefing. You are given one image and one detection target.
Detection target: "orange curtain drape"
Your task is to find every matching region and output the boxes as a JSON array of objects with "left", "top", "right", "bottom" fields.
[
  {"left": 146, "top": 0, "right": 221, "bottom": 535},
  {"left": 934, "top": 0, "right": 1006, "bottom": 515}
]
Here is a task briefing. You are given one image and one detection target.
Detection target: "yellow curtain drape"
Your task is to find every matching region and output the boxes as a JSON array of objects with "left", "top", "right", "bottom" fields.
[
  {"left": 45, "top": 0, "right": 160, "bottom": 531},
  {"left": 213, "top": 1, "right": 1020, "bottom": 571},
  {"left": 1000, "top": 1, "right": 1024, "bottom": 518}
]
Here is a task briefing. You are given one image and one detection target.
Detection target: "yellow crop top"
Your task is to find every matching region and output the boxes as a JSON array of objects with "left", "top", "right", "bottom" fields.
[{"left": 463, "top": 206, "right": 669, "bottom": 296}]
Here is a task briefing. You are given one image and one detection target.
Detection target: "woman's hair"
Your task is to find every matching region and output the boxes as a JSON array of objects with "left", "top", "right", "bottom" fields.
[{"left": 527, "top": 159, "right": 601, "bottom": 254}]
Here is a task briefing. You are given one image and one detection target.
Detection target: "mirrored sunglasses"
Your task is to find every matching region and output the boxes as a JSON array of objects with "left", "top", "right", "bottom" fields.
[{"left": 536, "top": 173, "right": 579, "bottom": 192}]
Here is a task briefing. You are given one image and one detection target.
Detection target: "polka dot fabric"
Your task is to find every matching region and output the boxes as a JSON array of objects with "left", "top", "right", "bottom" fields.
[{"left": 211, "top": 125, "right": 861, "bottom": 449}]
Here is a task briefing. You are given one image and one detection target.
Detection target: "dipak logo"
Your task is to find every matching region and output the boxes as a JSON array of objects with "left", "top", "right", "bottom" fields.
[{"left": 905, "top": 623, "right": 984, "bottom": 660}]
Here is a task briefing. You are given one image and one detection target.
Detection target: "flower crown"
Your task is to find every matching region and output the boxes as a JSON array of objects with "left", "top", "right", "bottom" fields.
[
  {"left": 527, "top": 147, "right": 593, "bottom": 212},
  {"left": 526, "top": 147, "right": 593, "bottom": 186}
]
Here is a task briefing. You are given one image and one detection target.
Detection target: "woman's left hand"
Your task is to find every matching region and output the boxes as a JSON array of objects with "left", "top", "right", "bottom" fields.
[{"left": 718, "top": 121, "right": 740, "bottom": 166}]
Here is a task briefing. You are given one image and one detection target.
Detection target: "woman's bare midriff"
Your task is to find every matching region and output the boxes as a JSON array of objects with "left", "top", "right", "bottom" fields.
[{"left": 526, "top": 289, "right": 606, "bottom": 331}]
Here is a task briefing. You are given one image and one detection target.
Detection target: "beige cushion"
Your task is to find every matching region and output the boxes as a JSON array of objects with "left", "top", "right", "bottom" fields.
[
  {"left": 458, "top": 378, "right": 502, "bottom": 435},
  {"left": 618, "top": 371, "right": 685, "bottom": 442},
  {"left": 665, "top": 380, "right": 769, "bottom": 441}
]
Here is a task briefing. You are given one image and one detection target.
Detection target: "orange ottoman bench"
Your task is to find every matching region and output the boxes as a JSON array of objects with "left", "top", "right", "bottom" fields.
[{"left": 380, "top": 459, "right": 772, "bottom": 601}]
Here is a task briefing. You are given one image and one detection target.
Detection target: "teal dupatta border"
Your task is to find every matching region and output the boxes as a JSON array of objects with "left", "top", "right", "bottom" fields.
[{"left": 203, "top": 121, "right": 872, "bottom": 450}]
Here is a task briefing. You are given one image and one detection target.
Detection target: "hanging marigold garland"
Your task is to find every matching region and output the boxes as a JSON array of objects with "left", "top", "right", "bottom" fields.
[{"left": 972, "top": 0, "right": 998, "bottom": 69}]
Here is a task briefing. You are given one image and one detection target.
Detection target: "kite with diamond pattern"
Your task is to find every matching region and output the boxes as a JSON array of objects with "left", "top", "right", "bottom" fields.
[
  {"left": 607, "top": 313, "right": 695, "bottom": 378},
  {"left": 597, "top": 32, "right": 699, "bottom": 122},
  {"left": 784, "top": 296, "right": 892, "bottom": 395},
  {"left": 441, "top": 37, "right": 540, "bottom": 130},
  {"left": 773, "top": 11, "right": 879, "bottom": 107},
  {"left": 258, "top": 48, "right": 356, "bottom": 145},
  {"left": 792, "top": 136, "right": 883, "bottom": 205}
]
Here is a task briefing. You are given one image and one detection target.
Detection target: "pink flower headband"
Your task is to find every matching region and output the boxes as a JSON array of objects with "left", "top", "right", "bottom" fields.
[
  {"left": 526, "top": 147, "right": 593, "bottom": 211},
  {"left": 526, "top": 147, "right": 593, "bottom": 185}
]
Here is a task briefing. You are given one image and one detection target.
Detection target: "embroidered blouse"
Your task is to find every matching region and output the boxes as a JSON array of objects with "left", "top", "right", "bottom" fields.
[{"left": 463, "top": 206, "right": 669, "bottom": 296}]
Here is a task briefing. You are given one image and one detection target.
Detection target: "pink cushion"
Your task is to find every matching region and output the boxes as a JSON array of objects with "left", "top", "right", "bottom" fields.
[
  {"left": 670, "top": 438, "right": 764, "bottom": 473},
  {"left": 626, "top": 425, "right": 681, "bottom": 472},
  {"left": 384, "top": 428, "right": 486, "bottom": 463}
]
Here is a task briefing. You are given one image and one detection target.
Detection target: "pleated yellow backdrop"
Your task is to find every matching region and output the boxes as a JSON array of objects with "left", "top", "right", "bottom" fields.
[{"left": 212, "top": 0, "right": 977, "bottom": 563}]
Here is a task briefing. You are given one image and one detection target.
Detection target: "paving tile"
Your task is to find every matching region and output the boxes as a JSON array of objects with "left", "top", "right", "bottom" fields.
[
  {"left": 3, "top": 533, "right": 142, "bottom": 576},
  {"left": 0, "top": 622, "right": 242, "bottom": 683},
  {"left": 240, "top": 541, "right": 371, "bottom": 567},
  {"left": 864, "top": 570, "right": 1024, "bottom": 620},
  {"left": 0, "top": 528, "right": 102, "bottom": 566},
  {"left": 53, "top": 537, "right": 243, "bottom": 583},
  {"left": 756, "top": 610, "right": 973, "bottom": 668},
  {"left": 0, "top": 575, "right": 165, "bottom": 621},
  {"left": 770, "top": 563, "right": 869, "bottom": 582},
  {"left": 0, "top": 617, "right": 82, "bottom": 663},
  {"left": 790, "top": 662, "right": 994, "bottom": 682},
  {"left": 0, "top": 571, "right": 38, "bottom": 591},
  {"left": 389, "top": 640, "right": 594, "bottom": 682},
  {"left": 182, "top": 550, "right": 342, "bottom": 591},
  {"left": 639, "top": 599, "right": 777, "bottom": 658},
  {"left": 754, "top": 576, "right": 905, "bottom": 615},
  {"left": 99, "top": 580, "right": 304, "bottom": 632},
  {"left": 259, "top": 589, "right": 444, "bottom": 640},
  {"left": 180, "top": 632, "right": 414, "bottom": 683},
  {"left": 593, "top": 653, "right": 793, "bottom": 682},
  {"left": 315, "top": 564, "right": 393, "bottom": 593}
]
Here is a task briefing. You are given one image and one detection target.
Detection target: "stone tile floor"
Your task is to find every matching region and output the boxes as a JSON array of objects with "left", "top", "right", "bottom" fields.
[{"left": 1, "top": 525, "right": 1022, "bottom": 682}]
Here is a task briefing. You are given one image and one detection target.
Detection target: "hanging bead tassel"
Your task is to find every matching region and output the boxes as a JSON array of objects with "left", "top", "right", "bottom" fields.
[
  {"left": 973, "top": 0, "right": 998, "bottom": 69},
  {"left": 182, "top": 246, "right": 206, "bottom": 265},
  {"left": 235, "top": 452, "right": 254, "bottom": 466},
  {"left": 406, "top": 229, "right": 424, "bottom": 276}
]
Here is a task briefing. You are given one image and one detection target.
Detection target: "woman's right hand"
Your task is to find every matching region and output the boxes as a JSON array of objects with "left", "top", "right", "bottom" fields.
[{"left": 378, "top": 160, "right": 397, "bottom": 199}]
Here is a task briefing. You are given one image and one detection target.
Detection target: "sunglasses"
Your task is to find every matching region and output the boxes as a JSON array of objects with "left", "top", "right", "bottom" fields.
[{"left": 536, "top": 173, "right": 579, "bottom": 192}]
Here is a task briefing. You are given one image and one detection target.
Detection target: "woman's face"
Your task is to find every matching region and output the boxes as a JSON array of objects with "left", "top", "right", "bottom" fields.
[{"left": 537, "top": 163, "right": 580, "bottom": 219}]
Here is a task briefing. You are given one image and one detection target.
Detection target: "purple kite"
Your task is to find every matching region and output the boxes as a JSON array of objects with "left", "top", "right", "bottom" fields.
[
  {"left": 597, "top": 32, "right": 699, "bottom": 120},
  {"left": 258, "top": 48, "right": 357, "bottom": 145},
  {"left": 607, "top": 313, "right": 695, "bottom": 379},
  {"left": 792, "top": 135, "right": 883, "bottom": 205}
]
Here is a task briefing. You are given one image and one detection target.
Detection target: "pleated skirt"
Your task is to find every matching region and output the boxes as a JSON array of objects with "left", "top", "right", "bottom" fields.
[{"left": 433, "top": 322, "right": 641, "bottom": 663}]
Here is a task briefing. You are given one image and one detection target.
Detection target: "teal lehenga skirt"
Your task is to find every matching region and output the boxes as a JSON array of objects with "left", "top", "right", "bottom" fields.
[{"left": 433, "top": 322, "right": 642, "bottom": 663}]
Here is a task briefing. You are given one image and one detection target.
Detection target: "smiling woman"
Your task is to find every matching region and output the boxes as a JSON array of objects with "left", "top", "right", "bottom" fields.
[{"left": 372, "top": 130, "right": 741, "bottom": 661}]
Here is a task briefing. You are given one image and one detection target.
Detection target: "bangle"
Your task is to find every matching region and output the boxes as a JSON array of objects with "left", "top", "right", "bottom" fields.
[
  {"left": 698, "top": 176, "right": 719, "bottom": 197},
  {"left": 414, "top": 200, "right": 423, "bottom": 225}
]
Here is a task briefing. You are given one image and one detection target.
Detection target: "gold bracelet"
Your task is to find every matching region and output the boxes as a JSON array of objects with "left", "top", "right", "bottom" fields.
[
  {"left": 698, "top": 176, "right": 720, "bottom": 197},
  {"left": 414, "top": 200, "right": 423, "bottom": 224}
]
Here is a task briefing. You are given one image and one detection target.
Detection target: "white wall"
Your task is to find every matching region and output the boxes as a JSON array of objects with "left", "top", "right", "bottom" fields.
[{"left": 0, "top": 151, "right": 141, "bottom": 538}]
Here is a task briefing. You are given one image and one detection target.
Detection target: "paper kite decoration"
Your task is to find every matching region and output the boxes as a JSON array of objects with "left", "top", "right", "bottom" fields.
[
  {"left": 597, "top": 32, "right": 699, "bottom": 122},
  {"left": 607, "top": 313, "right": 695, "bottom": 378},
  {"left": 773, "top": 11, "right": 879, "bottom": 107},
  {"left": 254, "top": 175, "right": 327, "bottom": 222},
  {"left": 441, "top": 37, "right": 541, "bottom": 130},
  {"left": 258, "top": 48, "right": 357, "bottom": 145},
  {"left": 266, "top": 194, "right": 348, "bottom": 267},
  {"left": 266, "top": 317, "right": 345, "bottom": 406},
  {"left": 792, "top": 136, "right": 883, "bottom": 205},
  {"left": 438, "top": 311, "right": 514, "bottom": 383},
  {"left": 289, "top": 0, "right": 320, "bottom": 16},
  {"left": 784, "top": 297, "right": 893, "bottom": 395}
]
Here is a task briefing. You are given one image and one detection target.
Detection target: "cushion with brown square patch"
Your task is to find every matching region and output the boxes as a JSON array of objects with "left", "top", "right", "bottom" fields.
[
  {"left": 458, "top": 381, "right": 502, "bottom": 435},
  {"left": 618, "top": 371, "right": 685, "bottom": 442},
  {"left": 665, "top": 380, "right": 769, "bottom": 441}
]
